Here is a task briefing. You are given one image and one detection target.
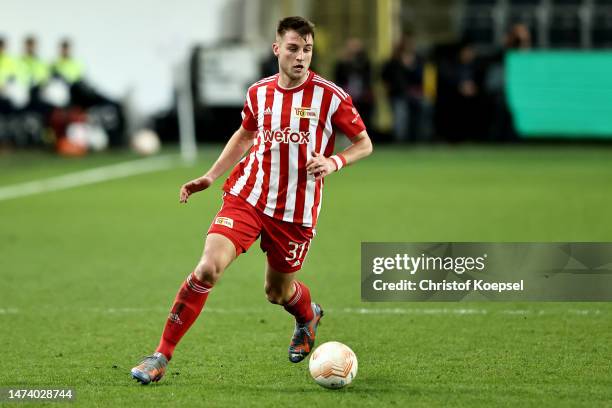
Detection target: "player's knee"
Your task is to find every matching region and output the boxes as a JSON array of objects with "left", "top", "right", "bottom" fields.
[
  {"left": 194, "top": 258, "right": 224, "bottom": 286},
  {"left": 265, "top": 284, "right": 283, "bottom": 304},
  {"left": 265, "top": 283, "right": 291, "bottom": 305},
  {"left": 264, "top": 283, "right": 278, "bottom": 304}
]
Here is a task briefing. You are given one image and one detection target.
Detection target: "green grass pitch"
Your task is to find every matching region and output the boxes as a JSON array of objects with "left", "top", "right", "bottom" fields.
[{"left": 1, "top": 145, "right": 611, "bottom": 407}]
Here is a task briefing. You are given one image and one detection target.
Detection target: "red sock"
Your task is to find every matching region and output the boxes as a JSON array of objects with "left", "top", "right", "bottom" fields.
[
  {"left": 283, "top": 281, "right": 314, "bottom": 323},
  {"left": 156, "top": 272, "right": 212, "bottom": 360}
]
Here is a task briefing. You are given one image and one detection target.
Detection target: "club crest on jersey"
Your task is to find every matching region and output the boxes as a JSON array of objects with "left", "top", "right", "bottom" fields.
[
  {"left": 292, "top": 107, "right": 317, "bottom": 119},
  {"left": 261, "top": 128, "right": 310, "bottom": 144},
  {"left": 215, "top": 217, "right": 234, "bottom": 228}
]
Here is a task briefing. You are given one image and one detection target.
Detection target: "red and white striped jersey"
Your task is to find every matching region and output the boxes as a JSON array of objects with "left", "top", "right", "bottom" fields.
[{"left": 222, "top": 70, "right": 366, "bottom": 228}]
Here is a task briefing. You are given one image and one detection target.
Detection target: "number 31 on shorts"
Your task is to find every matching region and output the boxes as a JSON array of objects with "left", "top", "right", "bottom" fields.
[{"left": 285, "top": 241, "right": 310, "bottom": 262}]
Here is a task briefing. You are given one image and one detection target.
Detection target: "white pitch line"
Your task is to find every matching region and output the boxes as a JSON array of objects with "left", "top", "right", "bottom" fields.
[
  {"left": 0, "top": 155, "right": 176, "bottom": 202},
  {"left": 0, "top": 307, "right": 605, "bottom": 316},
  {"left": 342, "top": 307, "right": 488, "bottom": 315},
  {"left": 136, "top": 307, "right": 606, "bottom": 316}
]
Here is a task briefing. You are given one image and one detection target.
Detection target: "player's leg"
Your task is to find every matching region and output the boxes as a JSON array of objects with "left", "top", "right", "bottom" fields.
[
  {"left": 156, "top": 233, "right": 237, "bottom": 358},
  {"left": 132, "top": 193, "right": 263, "bottom": 384},
  {"left": 264, "top": 262, "right": 323, "bottom": 363},
  {"left": 264, "top": 262, "right": 313, "bottom": 319},
  {"left": 131, "top": 233, "right": 236, "bottom": 384},
  {"left": 260, "top": 215, "right": 322, "bottom": 363}
]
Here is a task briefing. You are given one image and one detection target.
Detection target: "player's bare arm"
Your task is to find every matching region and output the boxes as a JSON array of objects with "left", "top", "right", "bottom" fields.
[
  {"left": 306, "top": 130, "right": 373, "bottom": 180},
  {"left": 179, "top": 125, "right": 256, "bottom": 203}
]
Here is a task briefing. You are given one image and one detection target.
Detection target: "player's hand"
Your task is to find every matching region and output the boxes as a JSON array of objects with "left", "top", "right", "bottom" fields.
[
  {"left": 179, "top": 175, "right": 213, "bottom": 203},
  {"left": 306, "top": 151, "right": 335, "bottom": 181}
]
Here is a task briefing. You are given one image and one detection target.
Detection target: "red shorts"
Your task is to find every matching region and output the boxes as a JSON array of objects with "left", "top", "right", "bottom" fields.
[{"left": 207, "top": 193, "right": 314, "bottom": 273}]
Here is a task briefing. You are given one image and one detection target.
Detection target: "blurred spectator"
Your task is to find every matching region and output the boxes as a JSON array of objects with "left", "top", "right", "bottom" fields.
[
  {"left": 0, "top": 37, "right": 19, "bottom": 114},
  {"left": 334, "top": 38, "right": 374, "bottom": 130},
  {"left": 52, "top": 39, "right": 84, "bottom": 85},
  {"left": 20, "top": 36, "right": 53, "bottom": 120},
  {"left": 20, "top": 36, "right": 50, "bottom": 90},
  {"left": 434, "top": 40, "right": 487, "bottom": 142},
  {"left": 381, "top": 34, "right": 424, "bottom": 143},
  {"left": 1, "top": 37, "right": 42, "bottom": 147},
  {"left": 0, "top": 37, "right": 32, "bottom": 112},
  {"left": 506, "top": 24, "right": 531, "bottom": 50},
  {"left": 484, "top": 23, "right": 531, "bottom": 142},
  {"left": 51, "top": 38, "right": 125, "bottom": 147}
]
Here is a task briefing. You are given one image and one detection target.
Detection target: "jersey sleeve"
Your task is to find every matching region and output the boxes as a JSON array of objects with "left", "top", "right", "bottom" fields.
[
  {"left": 331, "top": 95, "right": 366, "bottom": 139},
  {"left": 240, "top": 91, "right": 258, "bottom": 131}
]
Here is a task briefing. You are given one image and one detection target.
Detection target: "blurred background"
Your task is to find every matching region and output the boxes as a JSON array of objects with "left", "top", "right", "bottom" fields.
[{"left": 1, "top": 0, "right": 611, "bottom": 157}]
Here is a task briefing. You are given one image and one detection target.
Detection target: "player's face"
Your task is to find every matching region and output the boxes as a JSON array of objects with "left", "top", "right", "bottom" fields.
[{"left": 274, "top": 30, "right": 313, "bottom": 82}]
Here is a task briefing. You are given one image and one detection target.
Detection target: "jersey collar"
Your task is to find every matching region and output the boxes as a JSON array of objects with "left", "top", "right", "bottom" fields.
[{"left": 275, "top": 70, "right": 314, "bottom": 94}]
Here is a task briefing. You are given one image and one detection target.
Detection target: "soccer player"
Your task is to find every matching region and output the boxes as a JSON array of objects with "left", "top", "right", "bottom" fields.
[{"left": 131, "top": 16, "right": 373, "bottom": 384}]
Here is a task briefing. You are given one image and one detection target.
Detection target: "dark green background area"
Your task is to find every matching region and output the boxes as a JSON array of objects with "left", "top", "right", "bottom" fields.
[{"left": 1, "top": 146, "right": 611, "bottom": 407}]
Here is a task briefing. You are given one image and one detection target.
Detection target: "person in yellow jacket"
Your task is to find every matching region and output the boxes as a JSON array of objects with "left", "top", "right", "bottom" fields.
[
  {"left": 1, "top": 37, "right": 39, "bottom": 112},
  {"left": 52, "top": 39, "right": 84, "bottom": 85},
  {"left": 20, "top": 36, "right": 50, "bottom": 88},
  {"left": 51, "top": 38, "right": 125, "bottom": 147},
  {"left": 0, "top": 37, "right": 21, "bottom": 112},
  {"left": 0, "top": 38, "right": 18, "bottom": 87}
]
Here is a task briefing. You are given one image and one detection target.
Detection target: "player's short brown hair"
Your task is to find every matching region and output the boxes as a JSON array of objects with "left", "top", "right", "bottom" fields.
[{"left": 277, "top": 16, "right": 315, "bottom": 41}]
